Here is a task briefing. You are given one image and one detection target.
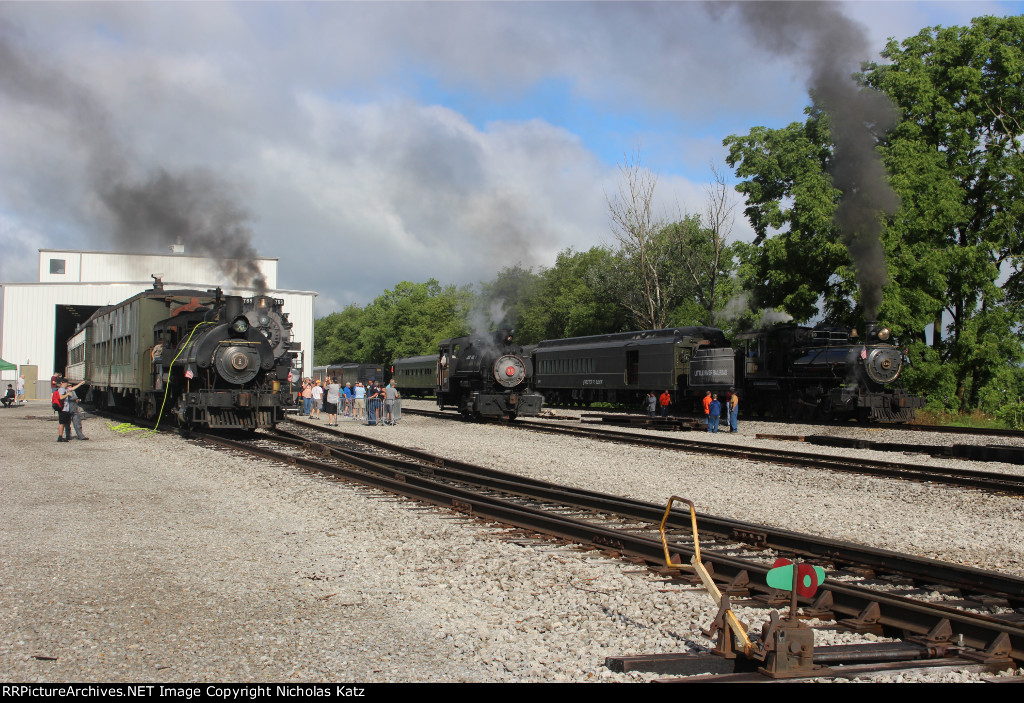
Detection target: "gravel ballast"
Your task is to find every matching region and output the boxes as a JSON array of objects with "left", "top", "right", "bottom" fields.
[{"left": 1, "top": 401, "right": 1021, "bottom": 683}]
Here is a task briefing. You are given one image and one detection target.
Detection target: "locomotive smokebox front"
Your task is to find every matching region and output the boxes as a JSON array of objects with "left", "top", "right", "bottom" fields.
[{"left": 494, "top": 354, "right": 528, "bottom": 388}]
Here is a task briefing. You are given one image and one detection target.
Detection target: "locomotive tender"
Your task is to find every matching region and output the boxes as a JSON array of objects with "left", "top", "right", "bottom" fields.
[
  {"left": 533, "top": 327, "right": 728, "bottom": 405},
  {"left": 66, "top": 285, "right": 298, "bottom": 429},
  {"left": 532, "top": 322, "right": 923, "bottom": 422},
  {"left": 435, "top": 330, "right": 543, "bottom": 419}
]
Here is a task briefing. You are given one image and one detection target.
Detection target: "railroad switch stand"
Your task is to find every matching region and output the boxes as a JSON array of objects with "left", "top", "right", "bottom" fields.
[
  {"left": 754, "top": 611, "right": 832, "bottom": 679},
  {"left": 658, "top": 495, "right": 831, "bottom": 679}
]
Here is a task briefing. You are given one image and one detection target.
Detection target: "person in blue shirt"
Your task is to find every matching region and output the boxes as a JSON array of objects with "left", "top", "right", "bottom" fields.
[
  {"left": 342, "top": 382, "right": 353, "bottom": 417},
  {"left": 708, "top": 394, "right": 722, "bottom": 433}
]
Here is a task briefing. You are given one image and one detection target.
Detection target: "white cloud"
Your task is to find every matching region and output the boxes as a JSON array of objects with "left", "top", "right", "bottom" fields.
[{"left": 1, "top": 1, "right": 1012, "bottom": 312}]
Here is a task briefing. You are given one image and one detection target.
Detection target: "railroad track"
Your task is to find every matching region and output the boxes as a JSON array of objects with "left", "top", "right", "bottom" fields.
[
  {"left": 573, "top": 408, "right": 1024, "bottom": 441},
  {"left": 192, "top": 419, "right": 1024, "bottom": 677},
  {"left": 402, "top": 407, "right": 1024, "bottom": 496}
]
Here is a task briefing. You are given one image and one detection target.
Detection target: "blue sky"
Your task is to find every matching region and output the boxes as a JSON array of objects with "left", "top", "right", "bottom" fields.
[{"left": 1, "top": 1, "right": 1021, "bottom": 315}]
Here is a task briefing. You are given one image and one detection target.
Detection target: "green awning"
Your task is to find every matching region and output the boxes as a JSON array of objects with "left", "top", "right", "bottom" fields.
[{"left": 0, "top": 358, "right": 16, "bottom": 371}]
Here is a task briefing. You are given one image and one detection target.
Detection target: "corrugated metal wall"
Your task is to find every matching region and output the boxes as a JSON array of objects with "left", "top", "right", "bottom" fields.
[{"left": 38, "top": 250, "right": 278, "bottom": 288}]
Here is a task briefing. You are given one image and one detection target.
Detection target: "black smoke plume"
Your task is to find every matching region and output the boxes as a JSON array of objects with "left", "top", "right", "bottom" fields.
[
  {"left": 99, "top": 170, "right": 268, "bottom": 293},
  {"left": 716, "top": 1, "right": 899, "bottom": 319},
  {"left": 0, "top": 19, "right": 267, "bottom": 293}
]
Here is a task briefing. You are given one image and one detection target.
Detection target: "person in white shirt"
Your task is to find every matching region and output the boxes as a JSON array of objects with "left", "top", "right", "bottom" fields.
[
  {"left": 310, "top": 380, "right": 324, "bottom": 419},
  {"left": 353, "top": 382, "right": 366, "bottom": 420}
]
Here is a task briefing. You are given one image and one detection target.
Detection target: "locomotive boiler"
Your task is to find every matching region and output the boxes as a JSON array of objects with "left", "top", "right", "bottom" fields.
[
  {"left": 436, "top": 330, "right": 543, "bottom": 419},
  {"left": 66, "top": 285, "right": 298, "bottom": 430}
]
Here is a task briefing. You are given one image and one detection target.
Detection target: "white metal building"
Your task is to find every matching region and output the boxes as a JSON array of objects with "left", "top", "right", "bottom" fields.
[{"left": 0, "top": 248, "right": 315, "bottom": 399}]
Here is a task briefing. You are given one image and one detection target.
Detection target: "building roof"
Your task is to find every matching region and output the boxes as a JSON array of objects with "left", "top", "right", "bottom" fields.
[{"left": 38, "top": 248, "right": 278, "bottom": 261}]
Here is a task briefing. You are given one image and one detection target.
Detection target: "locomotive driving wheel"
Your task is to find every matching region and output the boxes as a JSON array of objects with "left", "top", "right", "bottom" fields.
[
  {"left": 173, "top": 397, "right": 194, "bottom": 437},
  {"left": 141, "top": 393, "right": 157, "bottom": 420}
]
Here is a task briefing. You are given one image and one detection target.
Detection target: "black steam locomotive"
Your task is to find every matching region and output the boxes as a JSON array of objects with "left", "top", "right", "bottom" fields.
[
  {"left": 722, "top": 322, "right": 923, "bottom": 422},
  {"left": 532, "top": 322, "right": 923, "bottom": 422},
  {"left": 66, "top": 285, "right": 298, "bottom": 430},
  {"left": 435, "top": 330, "right": 543, "bottom": 419}
]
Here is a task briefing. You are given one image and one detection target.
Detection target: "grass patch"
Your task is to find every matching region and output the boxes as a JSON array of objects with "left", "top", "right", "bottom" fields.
[{"left": 914, "top": 408, "right": 1012, "bottom": 430}]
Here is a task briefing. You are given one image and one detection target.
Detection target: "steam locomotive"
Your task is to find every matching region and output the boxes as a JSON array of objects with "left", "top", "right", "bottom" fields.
[
  {"left": 434, "top": 330, "right": 543, "bottom": 419},
  {"left": 66, "top": 284, "right": 299, "bottom": 430},
  {"left": 533, "top": 322, "right": 923, "bottom": 422}
]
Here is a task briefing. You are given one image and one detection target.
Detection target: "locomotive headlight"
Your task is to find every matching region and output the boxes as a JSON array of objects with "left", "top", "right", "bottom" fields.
[
  {"left": 230, "top": 316, "right": 249, "bottom": 335},
  {"left": 877, "top": 327, "right": 891, "bottom": 341}
]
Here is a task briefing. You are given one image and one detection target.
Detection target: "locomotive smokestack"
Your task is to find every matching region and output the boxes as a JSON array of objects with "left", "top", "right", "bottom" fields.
[{"left": 224, "top": 295, "right": 243, "bottom": 323}]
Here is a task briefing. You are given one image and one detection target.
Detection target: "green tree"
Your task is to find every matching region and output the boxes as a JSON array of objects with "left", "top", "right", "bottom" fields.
[
  {"left": 724, "top": 108, "right": 856, "bottom": 322},
  {"left": 862, "top": 15, "right": 1024, "bottom": 409},
  {"left": 607, "top": 152, "right": 741, "bottom": 330},
  {"left": 313, "top": 280, "right": 471, "bottom": 366},
  {"left": 357, "top": 280, "right": 472, "bottom": 364},
  {"left": 313, "top": 305, "right": 366, "bottom": 366},
  {"left": 675, "top": 165, "right": 741, "bottom": 326},
  {"left": 475, "top": 265, "right": 543, "bottom": 333},
  {"left": 518, "top": 246, "right": 625, "bottom": 343}
]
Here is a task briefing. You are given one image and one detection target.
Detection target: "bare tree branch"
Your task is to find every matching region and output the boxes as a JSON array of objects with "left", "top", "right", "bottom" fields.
[{"left": 606, "top": 149, "right": 669, "bottom": 329}]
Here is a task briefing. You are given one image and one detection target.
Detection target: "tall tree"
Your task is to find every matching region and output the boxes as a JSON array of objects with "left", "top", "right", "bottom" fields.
[
  {"left": 606, "top": 150, "right": 673, "bottom": 329},
  {"left": 313, "top": 280, "right": 471, "bottom": 366},
  {"left": 475, "top": 265, "right": 542, "bottom": 333},
  {"left": 517, "top": 247, "right": 625, "bottom": 343},
  {"left": 667, "top": 165, "right": 740, "bottom": 326},
  {"left": 313, "top": 304, "right": 367, "bottom": 366},
  {"left": 724, "top": 107, "right": 858, "bottom": 322},
  {"left": 862, "top": 15, "right": 1024, "bottom": 409},
  {"left": 357, "top": 279, "right": 472, "bottom": 364}
]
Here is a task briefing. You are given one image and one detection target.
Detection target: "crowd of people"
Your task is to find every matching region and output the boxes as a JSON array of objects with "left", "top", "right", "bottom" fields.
[
  {"left": 647, "top": 388, "right": 740, "bottom": 433},
  {"left": 297, "top": 377, "right": 401, "bottom": 426}
]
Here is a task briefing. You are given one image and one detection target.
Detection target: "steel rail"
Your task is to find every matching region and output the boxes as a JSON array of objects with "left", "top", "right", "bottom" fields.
[
  {"left": 575, "top": 409, "right": 1024, "bottom": 441},
  {"left": 401, "top": 408, "right": 1024, "bottom": 495},
  {"left": 274, "top": 423, "right": 1024, "bottom": 603},
  {"left": 204, "top": 427, "right": 1024, "bottom": 663}
]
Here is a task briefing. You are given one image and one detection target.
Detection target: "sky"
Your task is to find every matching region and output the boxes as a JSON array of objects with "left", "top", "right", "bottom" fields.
[{"left": 1, "top": 1, "right": 1021, "bottom": 316}]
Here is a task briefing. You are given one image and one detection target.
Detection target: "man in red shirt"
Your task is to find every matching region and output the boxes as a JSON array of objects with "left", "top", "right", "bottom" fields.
[
  {"left": 659, "top": 390, "right": 671, "bottom": 418},
  {"left": 702, "top": 390, "right": 712, "bottom": 430}
]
